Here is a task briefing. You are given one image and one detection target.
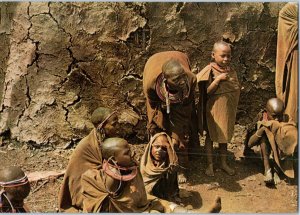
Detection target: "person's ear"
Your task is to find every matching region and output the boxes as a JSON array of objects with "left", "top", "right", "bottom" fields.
[{"left": 211, "top": 51, "right": 215, "bottom": 59}]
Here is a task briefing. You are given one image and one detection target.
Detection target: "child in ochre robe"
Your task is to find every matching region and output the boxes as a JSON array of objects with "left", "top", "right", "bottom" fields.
[{"left": 197, "top": 41, "right": 240, "bottom": 177}]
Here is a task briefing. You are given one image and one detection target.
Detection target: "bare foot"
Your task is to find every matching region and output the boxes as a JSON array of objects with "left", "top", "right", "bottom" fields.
[
  {"left": 220, "top": 163, "right": 235, "bottom": 176},
  {"left": 178, "top": 172, "right": 187, "bottom": 184},
  {"left": 264, "top": 168, "right": 274, "bottom": 185},
  {"left": 207, "top": 196, "right": 222, "bottom": 213},
  {"left": 273, "top": 172, "right": 281, "bottom": 185},
  {"left": 205, "top": 164, "right": 214, "bottom": 177}
]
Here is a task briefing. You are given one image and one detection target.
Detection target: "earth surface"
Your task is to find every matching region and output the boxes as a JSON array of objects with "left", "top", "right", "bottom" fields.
[{"left": 0, "top": 125, "right": 298, "bottom": 213}]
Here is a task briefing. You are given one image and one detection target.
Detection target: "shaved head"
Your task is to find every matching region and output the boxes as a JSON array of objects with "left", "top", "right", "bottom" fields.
[
  {"left": 162, "top": 58, "right": 185, "bottom": 78},
  {"left": 212, "top": 41, "right": 231, "bottom": 53},
  {"left": 101, "top": 137, "right": 128, "bottom": 160},
  {"left": 266, "top": 98, "right": 284, "bottom": 115},
  {"left": 0, "top": 166, "right": 25, "bottom": 182},
  {"left": 91, "top": 107, "right": 114, "bottom": 127}
]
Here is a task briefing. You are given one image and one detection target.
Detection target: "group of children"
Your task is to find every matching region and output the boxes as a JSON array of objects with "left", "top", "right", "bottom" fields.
[{"left": 0, "top": 40, "right": 297, "bottom": 213}]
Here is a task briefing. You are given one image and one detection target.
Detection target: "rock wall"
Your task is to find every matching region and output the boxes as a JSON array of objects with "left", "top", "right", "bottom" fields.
[{"left": 0, "top": 2, "right": 286, "bottom": 147}]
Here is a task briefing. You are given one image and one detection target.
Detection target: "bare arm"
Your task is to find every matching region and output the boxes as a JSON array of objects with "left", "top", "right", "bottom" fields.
[
  {"left": 207, "top": 73, "right": 228, "bottom": 95},
  {"left": 248, "top": 127, "right": 266, "bottom": 148}
]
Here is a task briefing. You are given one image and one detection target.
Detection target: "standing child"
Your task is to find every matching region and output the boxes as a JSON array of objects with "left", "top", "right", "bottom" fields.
[{"left": 197, "top": 41, "right": 240, "bottom": 176}]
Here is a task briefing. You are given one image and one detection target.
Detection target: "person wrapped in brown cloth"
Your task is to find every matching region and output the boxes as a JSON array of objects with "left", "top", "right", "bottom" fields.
[
  {"left": 275, "top": 2, "right": 298, "bottom": 124},
  {"left": 0, "top": 166, "right": 31, "bottom": 212},
  {"left": 143, "top": 51, "right": 199, "bottom": 183},
  {"left": 246, "top": 98, "right": 298, "bottom": 185},
  {"left": 81, "top": 137, "right": 222, "bottom": 213},
  {"left": 58, "top": 107, "right": 120, "bottom": 212},
  {"left": 197, "top": 41, "right": 240, "bottom": 177},
  {"left": 80, "top": 137, "right": 170, "bottom": 213},
  {"left": 140, "top": 132, "right": 179, "bottom": 201}
]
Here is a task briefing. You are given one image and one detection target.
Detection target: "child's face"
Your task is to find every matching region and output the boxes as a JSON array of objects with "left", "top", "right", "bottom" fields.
[
  {"left": 266, "top": 106, "right": 282, "bottom": 121},
  {"left": 151, "top": 135, "right": 168, "bottom": 162},
  {"left": 103, "top": 114, "right": 119, "bottom": 137},
  {"left": 6, "top": 183, "right": 30, "bottom": 203},
  {"left": 114, "top": 140, "right": 134, "bottom": 167},
  {"left": 212, "top": 45, "right": 232, "bottom": 67}
]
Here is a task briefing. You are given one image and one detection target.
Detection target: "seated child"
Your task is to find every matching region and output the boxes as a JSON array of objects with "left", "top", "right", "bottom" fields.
[
  {"left": 140, "top": 132, "right": 179, "bottom": 201},
  {"left": 0, "top": 166, "right": 31, "bottom": 212},
  {"left": 246, "top": 98, "right": 298, "bottom": 185},
  {"left": 81, "top": 137, "right": 222, "bottom": 213}
]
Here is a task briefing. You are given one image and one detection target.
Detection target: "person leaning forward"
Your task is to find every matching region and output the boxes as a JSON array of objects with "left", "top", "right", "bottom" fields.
[
  {"left": 58, "top": 107, "right": 120, "bottom": 212},
  {"left": 143, "top": 51, "right": 199, "bottom": 184}
]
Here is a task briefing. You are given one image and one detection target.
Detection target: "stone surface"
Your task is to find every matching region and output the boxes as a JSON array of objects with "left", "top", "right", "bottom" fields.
[{"left": 0, "top": 2, "right": 287, "bottom": 147}]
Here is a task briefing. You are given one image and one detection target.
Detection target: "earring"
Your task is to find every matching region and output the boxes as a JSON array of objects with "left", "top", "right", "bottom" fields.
[
  {"left": 97, "top": 127, "right": 106, "bottom": 141},
  {"left": 100, "top": 128, "right": 106, "bottom": 140}
]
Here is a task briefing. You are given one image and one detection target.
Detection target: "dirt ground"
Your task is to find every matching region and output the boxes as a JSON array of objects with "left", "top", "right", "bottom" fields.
[{"left": 0, "top": 125, "right": 298, "bottom": 213}]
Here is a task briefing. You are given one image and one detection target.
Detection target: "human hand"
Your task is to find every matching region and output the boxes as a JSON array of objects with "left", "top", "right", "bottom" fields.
[
  {"left": 216, "top": 73, "right": 228, "bottom": 81},
  {"left": 178, "top": 141, "right": 185, "bottom": 150},
  {"left": 172, "top": 137, "right": 179, "bottom": 148}
]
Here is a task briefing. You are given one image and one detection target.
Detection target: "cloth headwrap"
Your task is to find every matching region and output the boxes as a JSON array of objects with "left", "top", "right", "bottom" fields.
[
  {"left": 96, "top": 111, "right": 117, "bottom": 130},
  {"left": 0, "top": 175, "right": 29, "bottom": 188}
]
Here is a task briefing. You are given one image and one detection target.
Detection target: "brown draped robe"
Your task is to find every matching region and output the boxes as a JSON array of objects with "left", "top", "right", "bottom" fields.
[
  {"left": 140, "top": 132, "right": 179, "bottom": 200},
  {"left": 58, "top": 128, "right": 102, "bottom": 212},
  {"left": 197, "top": 63, "right": 240, "bottom": 142},
  {"left": 81, "top": 168, "right": 171, "bottom": 213},
  {"left": 257, "top": 120, "right": 298, "bottom": 178},
  {"left": 276, "top": 3, "right": 298, "bottom": 123}
]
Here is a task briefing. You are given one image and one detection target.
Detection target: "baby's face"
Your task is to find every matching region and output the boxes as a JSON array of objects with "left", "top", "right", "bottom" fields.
[
  {"left": 6, "top": 183, "right": 30, "bottom": 202},
  {"left": 266, "top": 106, "right": 283, "bottom": 121},
  {"left": 212, "top": 45, "right": 232, "bottom": 67},
  {"left": 151, "top": 135, "right": 168, "bottom": 162},
  {"left": 114, "top": 140, "right": 134, "bottom": 167}
]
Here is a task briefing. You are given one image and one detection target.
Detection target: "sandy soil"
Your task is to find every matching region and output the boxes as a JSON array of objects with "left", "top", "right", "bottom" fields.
[{"left": 0, "top": 125, "right": 298, "bottom": 213}]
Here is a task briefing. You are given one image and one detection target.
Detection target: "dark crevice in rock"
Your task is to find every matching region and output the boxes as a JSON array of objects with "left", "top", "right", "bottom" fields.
[
  {"left": 27, "top": 42, "right": 40, "bottom": 68},
  {"left": 49, "top": 1, "right": 75, "bottom": 77},
  {"left": 27, "top": 3, "right": 40, "bottom": 69},
  {"left": 23, "top": 76, "right": 31, "bottom": 108},
  {"left": 62, "top": 106, "right": 71, "bottom": 126},
  {"left": 79, "top": 69, "right": 97, "bottom": 84},
  {"left": 0, "top": 83, "right": 8, "bottom": 112},
  {"left": 125, "top": 24, "right": 150, "bottom": 51},
  {"left": 176, "top": 2, "right": 184, "bottom": 13}
]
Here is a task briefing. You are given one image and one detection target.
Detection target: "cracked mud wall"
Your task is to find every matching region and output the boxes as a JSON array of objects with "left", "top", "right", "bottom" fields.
[{"left": 0, "top": 2, "right": 287, "bottom": 147}]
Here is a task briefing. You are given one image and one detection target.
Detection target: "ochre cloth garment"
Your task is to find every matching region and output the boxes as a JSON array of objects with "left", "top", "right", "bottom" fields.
[
  {"left": 81, "top": 168, "right": 171, "bottom": 213},
  {"left": 143, "top": 51, "right": 198, "bottom": 167},
  {"left": 58, "top": 128, "right": 102, "bottom": 212},
  {"left": 197, "top": 63, "right": 240, "bottom": 142},
  {"left": 275, "top": 3, "right": 298, "bottom": 123},
  {"left": 140, "top": 132, "right": 179, "bottom": 200},
  {"left": 258, "top": 120, "right": 298, "bottom": 178}
]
